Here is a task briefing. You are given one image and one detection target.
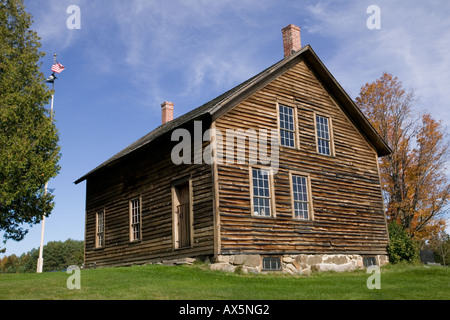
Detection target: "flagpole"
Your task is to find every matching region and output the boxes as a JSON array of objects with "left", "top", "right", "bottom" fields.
[{"left": 37, "top": 54, "right": 57, "bottom": 274}]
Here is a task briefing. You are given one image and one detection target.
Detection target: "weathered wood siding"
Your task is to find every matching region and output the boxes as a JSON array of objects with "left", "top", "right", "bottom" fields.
[
  {"left": 83, "top": 56, "right": 388, "bottom": 267},
  {"left": 84, "top": 127, "right": 214, "bottom": 268},
  {"left": 214, "top": 58, "right": 388, "bottom": 255}
]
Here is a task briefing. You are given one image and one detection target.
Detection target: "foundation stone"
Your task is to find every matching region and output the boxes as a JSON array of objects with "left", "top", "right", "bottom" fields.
[{"left": 210, "top": 253, "right": 388, "bottom": 274}]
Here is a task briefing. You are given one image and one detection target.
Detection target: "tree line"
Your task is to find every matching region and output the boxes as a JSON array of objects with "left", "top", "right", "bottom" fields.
[{"left": 0, "top": 239, "right": 83, "bottom": 273}]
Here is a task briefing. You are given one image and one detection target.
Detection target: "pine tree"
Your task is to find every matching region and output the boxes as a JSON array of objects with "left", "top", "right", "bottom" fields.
[{"left": 0, "top": 0, "right": 61, "bottom": 250}]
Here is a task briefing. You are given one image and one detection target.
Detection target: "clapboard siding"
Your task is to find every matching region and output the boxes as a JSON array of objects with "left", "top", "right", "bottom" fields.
[
  {"left": 82, "top": 53, "right": 388, "bottom": 268},
  {"left": 84, "top": 129, "right": 214, "bottom": 268},
  {"left": 214, "top": 58, "right": 388, "bottom": 255}
]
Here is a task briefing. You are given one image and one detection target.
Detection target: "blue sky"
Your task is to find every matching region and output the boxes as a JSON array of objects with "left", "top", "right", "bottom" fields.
[{"left": 2, "top": 0, "right": 450, "bottom": 257}]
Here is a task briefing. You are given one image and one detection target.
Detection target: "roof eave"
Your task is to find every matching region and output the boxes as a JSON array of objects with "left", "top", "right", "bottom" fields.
[
  {"left": 74, "top": 44, "right": 391, "bottom": 185},
  {"left": 209, "top": 45, "right": 391, "bottom": 156},
  {"left": 73, "top": 112, "right": 211, "bottom": 184},
  {"left": 300, "top": 47, "right": 392, "bottom": 157}
]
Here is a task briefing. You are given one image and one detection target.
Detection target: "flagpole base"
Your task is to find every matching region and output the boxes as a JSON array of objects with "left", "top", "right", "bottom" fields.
[{"left": 37, "top": 258, "right": 43, "bottom": 273}]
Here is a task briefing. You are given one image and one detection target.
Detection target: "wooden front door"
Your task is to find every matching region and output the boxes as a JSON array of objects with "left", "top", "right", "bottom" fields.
[{"left": 174, "top": 183, "right": 191, "bottom": 248}]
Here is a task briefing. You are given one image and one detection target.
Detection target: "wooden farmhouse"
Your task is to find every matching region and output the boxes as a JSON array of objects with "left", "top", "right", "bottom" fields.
[{"left": 75, "top": 24, "right": 391, "bottom": 273}]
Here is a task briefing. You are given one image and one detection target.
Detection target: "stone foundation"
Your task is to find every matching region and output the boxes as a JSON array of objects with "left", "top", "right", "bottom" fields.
[{"left": 211, "top": 254, "right": 389, "bottom": 275}]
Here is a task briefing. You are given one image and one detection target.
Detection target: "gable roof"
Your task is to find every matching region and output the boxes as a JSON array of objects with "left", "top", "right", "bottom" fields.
[{"left": 74, "top": 45, "right": 391, "bottom": 184}]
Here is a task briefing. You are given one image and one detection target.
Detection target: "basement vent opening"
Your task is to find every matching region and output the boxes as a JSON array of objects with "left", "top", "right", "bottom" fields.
[
  {"left": 262, "top": 256, "right": 282, "bottom": 271},
  {"left": 363, "top": 256, "right": 377, "bottom": 267}
]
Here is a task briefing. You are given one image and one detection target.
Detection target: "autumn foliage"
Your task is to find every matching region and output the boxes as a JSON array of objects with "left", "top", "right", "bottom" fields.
[{"left": 356, "top": 73, "right": 450, "bottom": 242}]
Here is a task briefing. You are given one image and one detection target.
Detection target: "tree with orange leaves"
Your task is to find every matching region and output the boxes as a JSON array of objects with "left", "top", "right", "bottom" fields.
[{"left": 356, "top": 73, "right": 450, "bottom": 242}]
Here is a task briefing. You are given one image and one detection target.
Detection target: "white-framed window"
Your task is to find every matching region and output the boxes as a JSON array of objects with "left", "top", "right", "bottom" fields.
[
  {"left": 290, "top": 172, "right": 314, "bottom": 220},
  {"left": 291, "top": 175, "right": 310, "bottom": 219},
  {"left": 278, "top": 104, "right": 296, "bottom": 148},
  {"left": 130, "top": 198, "right": 141, "bottom": 241},
  {"left": 315, "top": 115, "right": 332, "bottom": 156},
  {"left": 251, "top": 168, "right": 273, "bottom": 217},
  {"left": 96, "top": 209, "right": 104, "bottom": 248}
]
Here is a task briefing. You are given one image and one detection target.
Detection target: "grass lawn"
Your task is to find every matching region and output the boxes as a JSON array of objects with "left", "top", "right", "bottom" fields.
[{"left": 0, "top": 262, "right": 448, "bottom": 300}]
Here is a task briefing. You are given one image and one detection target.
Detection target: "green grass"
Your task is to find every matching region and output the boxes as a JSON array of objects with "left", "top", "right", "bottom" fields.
[{"left": 0, "top": 262, "right": 448, "bottom": 300}]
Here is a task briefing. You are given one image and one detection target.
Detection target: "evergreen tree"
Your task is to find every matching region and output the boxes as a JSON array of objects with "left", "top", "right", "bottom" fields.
[
  {"left": 0, "top": 0, "right": 61, "bottom": 250},
  {"left": 0, "top": 239, "right": 84, "bottom": 273}
]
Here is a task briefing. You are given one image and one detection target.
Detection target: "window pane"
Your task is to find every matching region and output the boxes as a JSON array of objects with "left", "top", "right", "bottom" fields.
[
  {"left": 279, "top": 105, "right": 295, "bottom": 147},
  {"left": 133, "top": 225, "right": 140, "bottom": 240},
  {"left": 318, "top": 139, "right": 330, "bottom": 155},
  {"left": 316, "top": 115, "right": 327, "bottom": 138},
  {"left": 316, "top": 115, "right": 331, "bottom": 155},
  {"left": 281, "top": 130, "right": 294, "bottom": 148},
  {"left": 254, "top": 197, "right": 270, "bottom": 216},
  {"left": 262, "top": 257, "right": 281, "bottom": 271},
  {"left": 96, "top": 210, "right": 104, "bottom": 247},
  {"left": 252, "top": 169, "right": 271, "bottom": 216},
  {"left": 363, "top": 257, "right": 377, "bottom": 267},
  {"left": 130, "top": 199, "right": 141, "bottom": 240},
  {"left": 292, "top": 175, "right": 310, "bottom": 219},
  {"left": 295, "top": 201, "right": 309, "bottom": 219}
]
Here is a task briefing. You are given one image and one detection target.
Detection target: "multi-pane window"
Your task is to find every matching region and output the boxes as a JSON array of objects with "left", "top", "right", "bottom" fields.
[
  {"left": 279, "top": 105, "right": 295, "bottom": 148},
  {"left": 96, "top": 210, "right": 104, "bottom": 248},
  {"left": 292, "top": 175, "right": 310, "bottom": 219},
  {"left": 316, "top": 115, "right": 331, "bottom": 155},
  {"left": 363, "top": 256, "right": 377, "bottom": 267},
  {"left": 262, "top": 256, "right": 282, "bottom": 271},
  {"left": 252, "top": 168, "right": 271, "bottom": 217},
  {"left": 130, "top": 198, "right": 141, "bottom": 241}
]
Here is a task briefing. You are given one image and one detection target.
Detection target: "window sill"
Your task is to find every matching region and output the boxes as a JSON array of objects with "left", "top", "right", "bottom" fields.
[
  {"left": 280, "top": 145, "right": 299, "bottom": 151},
  {"left": 261, "top": 269, "right": 282, "bottom": 272},
  {"left": 251, "top": 214, "right": 277, "bottom": 219},
  {"left": 174, "top": 245, "right": 193, "bottom": 250},
  {"left": 293, "top": 217, "right": 314, "bottom": 222},
  {"left": 317, "top": 151, "right": 335, "bottom": 158}
]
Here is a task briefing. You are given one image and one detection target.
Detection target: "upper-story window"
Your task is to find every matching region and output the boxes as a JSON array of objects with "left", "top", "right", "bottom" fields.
[
  {"left": 279, "top": 104, "right": 296, "bottom": 148},
  {"left": 315, "top": 115, "right": 332, "bottom": 156}
]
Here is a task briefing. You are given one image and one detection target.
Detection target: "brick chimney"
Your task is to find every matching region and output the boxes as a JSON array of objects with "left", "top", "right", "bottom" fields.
[
  {"left": 282, "top": 24, "right": 301, "bottom": 58},
  {"left": 161, "top": 101, "right": 174, "bottom": 125}
]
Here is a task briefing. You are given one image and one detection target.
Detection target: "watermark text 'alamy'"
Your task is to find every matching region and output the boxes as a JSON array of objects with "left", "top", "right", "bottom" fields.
[{"left": 171, "top": 121, "right": 280, "bottom": 174}]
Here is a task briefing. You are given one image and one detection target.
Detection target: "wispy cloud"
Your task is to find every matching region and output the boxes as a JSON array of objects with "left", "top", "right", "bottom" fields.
[
  {"left": 83, "top": 0, "right": 280, "bottom": 111},
  {"left": 27, "top": 0, "right": 450, "bottom": 123},
  {"left": 28, "top": 0, "right": 268, "bottom": 110},
  {"left": 27, "top": 0, "right": 77, "bottom": 50},
  {"left": 305, "top": 1, "right": 450, "bottom": 127}
]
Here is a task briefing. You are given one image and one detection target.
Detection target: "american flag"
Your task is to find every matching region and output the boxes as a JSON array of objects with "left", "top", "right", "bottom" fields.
[{"left": 51, "top": 62, "right": 65, "bottom": 73}]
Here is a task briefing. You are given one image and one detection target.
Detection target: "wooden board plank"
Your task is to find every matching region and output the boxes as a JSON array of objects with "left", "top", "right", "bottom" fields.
[{"left": 214, "top": 60, "right": 389, "bottom": 255}]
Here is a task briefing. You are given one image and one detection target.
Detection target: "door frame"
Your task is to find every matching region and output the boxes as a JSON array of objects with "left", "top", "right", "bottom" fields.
[{"left": 171, "top": 177, "right": 194, "bottom": 250}]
